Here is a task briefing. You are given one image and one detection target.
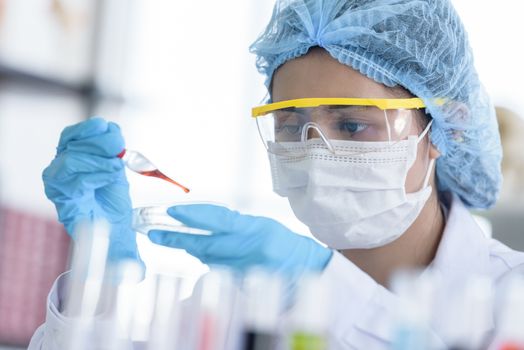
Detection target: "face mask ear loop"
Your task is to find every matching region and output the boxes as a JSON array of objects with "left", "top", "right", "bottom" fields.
[
  {"left": 422, "top": 158, "right": 435, "bottom": 189},
  {"left": 301, "top": 122, "right": 336, "bottom": 154},
  {"left": 256, "top": 118, "right": 270, "bottom": 151}
]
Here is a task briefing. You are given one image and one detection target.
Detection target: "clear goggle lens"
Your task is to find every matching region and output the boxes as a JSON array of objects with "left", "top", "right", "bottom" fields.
[{"left": 256, "top": 105, "right": 417, "bottom": 156}]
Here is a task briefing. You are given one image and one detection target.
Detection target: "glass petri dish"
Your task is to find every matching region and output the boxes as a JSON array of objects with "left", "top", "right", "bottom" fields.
[{"left": 132, "top": 205, "right": 212, "bottom": 235}]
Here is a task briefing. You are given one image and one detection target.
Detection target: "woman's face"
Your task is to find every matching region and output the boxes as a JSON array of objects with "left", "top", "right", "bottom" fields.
[{"left": 271, "top": 48, "right": 440, "bottom": 193}]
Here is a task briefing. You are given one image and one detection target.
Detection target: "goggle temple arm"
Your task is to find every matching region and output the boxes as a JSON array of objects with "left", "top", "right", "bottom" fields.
[{"left": 256, "top": 118, "right": 270, "bottom": 151}]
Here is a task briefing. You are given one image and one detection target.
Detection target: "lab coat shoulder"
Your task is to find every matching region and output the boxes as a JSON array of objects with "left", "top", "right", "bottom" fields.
[{"left": 434, "top": 192, "right": 524, "bottom": 281}]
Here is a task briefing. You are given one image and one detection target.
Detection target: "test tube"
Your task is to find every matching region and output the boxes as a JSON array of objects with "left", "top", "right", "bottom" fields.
[
  {"left": 289, "top": 274, "right": 330, "bottom": 350},
  {"left": 242, "top": 269, "right": 283, "bottom": 350},
  {"left": 64, "top": 220, "right": 110, "bottom": 350},
  {"left": 102, "top": 261, "right": 144, "bottom": 350},
  {"left": 185, "top": 269, "right": 237, "bottom": 350},
  {"left": 390, "top": 269, "right": 435, "bottom": 350},
  {"left": 146, "top": 274, "right": 184, "bottom": 350}
]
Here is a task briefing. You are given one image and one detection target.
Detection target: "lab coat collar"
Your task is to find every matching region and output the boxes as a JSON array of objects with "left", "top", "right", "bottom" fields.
[{"left": 430, "top": 192, "right": 491, "bottom": 279}]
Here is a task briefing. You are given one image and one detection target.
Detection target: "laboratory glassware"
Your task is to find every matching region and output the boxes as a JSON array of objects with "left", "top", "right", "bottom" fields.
[
  {"left": 64, "top": 220, "right": 111, "bottom": 350},
  {"left": 289, "top": 274, "right": 329, "bottom": 350},
  {"left": 132, "top": 205, "right": 212, "bottom": 236},
  {"left": 118, "top": 149, "right": 190, "bottom": 193},
  {"left": 242, "top": 269, "right": 283, "bottom": 350}
]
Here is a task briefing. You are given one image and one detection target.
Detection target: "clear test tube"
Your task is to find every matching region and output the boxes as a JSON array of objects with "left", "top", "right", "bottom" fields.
[
  {"left": 242, "top": 269, "right": 283, "bottom": 350},
  {"left": 389, "top": 269, "right": 436, "bottom": 350},
  {"left": 101, "top": 261, "right": 144, "bottom": 350},
  {"left": 64, "top": 220, "right": 111, "bottom": 350},
  {"left": 146, "top": 274, "right": 184, "bottom": 350},
  {"left": 289, "top": 274, "right": 330, "bottom": 350},
  {"left": 185, "top": 269, "right": 237, "bottom": 350},
  {"left": 129, "top": 273, "right": 158, "bottom": 344}
]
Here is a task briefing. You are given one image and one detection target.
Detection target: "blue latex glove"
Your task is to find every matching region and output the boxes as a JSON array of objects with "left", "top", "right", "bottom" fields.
[
  {"left": 42, "top": 117, "right": 142, "bottom": 266},
  {"left": 148, "top": 204, "right": 333, "bottom": 279}
]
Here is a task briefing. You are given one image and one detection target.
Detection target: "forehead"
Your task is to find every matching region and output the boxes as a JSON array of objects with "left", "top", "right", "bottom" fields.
[{"left": 271, "top": 48, "right": 395, "bottom": 102}]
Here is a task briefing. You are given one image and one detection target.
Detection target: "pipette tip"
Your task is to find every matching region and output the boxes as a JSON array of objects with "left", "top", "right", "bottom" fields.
[{"left": 117, "top": 149, "right": 126, "bottom": 158}]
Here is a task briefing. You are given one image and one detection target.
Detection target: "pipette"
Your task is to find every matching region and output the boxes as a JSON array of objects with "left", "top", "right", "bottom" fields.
[{"left": 117, "top": 149, "right": 190, "bottom": 193}]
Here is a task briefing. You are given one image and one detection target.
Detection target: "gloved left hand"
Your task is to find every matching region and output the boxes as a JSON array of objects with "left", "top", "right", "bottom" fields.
[
  {"left": 42, "top": 118, "right": 142, "bottom": 268},
  {"left": 148, "top": 204, "right": 333, "bottom": 279}
]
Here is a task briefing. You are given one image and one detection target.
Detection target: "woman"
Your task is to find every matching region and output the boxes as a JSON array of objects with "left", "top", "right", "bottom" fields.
[{"left": 30, "top": 0, "right": 524, "bottom": 349}]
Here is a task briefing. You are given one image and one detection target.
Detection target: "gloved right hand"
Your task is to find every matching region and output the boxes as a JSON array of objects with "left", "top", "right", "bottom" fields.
[
  {"left": 42, "top": 117, "right": 142, "bottom": 266},
  {"left": 148, "top": 204, "right": 333, "bottom": 282}
]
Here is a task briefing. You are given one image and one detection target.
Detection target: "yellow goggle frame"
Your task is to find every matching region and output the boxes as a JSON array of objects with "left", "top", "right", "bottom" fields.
[{"left": 251, "top": 97, "right": 426, "bottom": 118}]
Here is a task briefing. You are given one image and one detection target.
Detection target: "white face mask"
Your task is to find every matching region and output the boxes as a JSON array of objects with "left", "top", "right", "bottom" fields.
[{"left": 268, "top": 122, "right": 434, "bottom": 249}]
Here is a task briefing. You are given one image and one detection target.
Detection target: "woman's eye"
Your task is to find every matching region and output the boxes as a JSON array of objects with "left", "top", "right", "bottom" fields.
[
  {"left": 275, "top": 111, "right": 303, "bottom": 136},
  {"left": 339, "top": 121, "right": 367, "bottom": 134}
]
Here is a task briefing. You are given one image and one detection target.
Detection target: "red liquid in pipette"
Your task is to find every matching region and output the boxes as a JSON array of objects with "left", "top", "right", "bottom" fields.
[
  {"left": 117, "top": 149, "right": 190, "bottom": 193},
  {"left": 139, "top": 169, "right": 190, "bottom": 193}
]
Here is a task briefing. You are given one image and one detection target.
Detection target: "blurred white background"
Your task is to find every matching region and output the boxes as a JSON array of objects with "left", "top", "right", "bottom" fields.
[{"left": 0, "top": 0, "right": 523, "bottom": 346}]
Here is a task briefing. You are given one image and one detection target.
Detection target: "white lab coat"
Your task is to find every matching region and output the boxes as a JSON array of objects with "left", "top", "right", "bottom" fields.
[{"left": 28, "top": 193, "right": 524, "bottom": 350}]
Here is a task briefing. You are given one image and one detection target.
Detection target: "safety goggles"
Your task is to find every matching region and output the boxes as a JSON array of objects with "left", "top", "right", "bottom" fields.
[{"left": 251, "top": 98, "right": 427, "bottom": 156}]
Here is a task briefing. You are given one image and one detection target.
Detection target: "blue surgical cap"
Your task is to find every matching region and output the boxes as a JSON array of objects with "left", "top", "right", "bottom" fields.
[{"left": 250, "top": 0, "right": 502, "bottom": 209}]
